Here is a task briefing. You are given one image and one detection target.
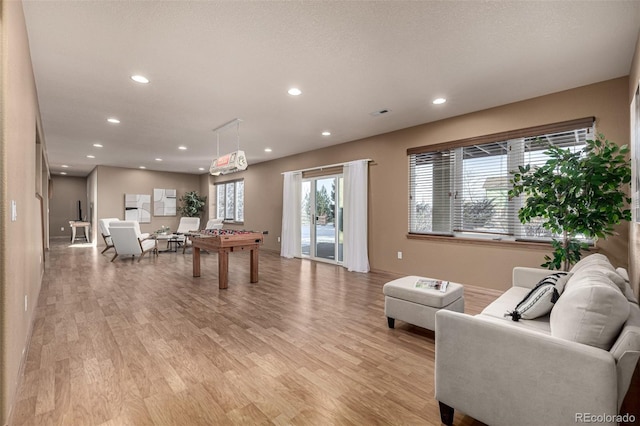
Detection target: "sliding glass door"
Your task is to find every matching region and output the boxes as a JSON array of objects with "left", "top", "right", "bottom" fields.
[{"left": 301, "top": 175, "right": 343, "bottom": 263}]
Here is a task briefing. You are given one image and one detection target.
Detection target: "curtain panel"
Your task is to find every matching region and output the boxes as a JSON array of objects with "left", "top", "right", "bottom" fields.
[
  {"left": 280, "top": 171, "right": 301, "bottom": 258},
  {"left": 343, "top": 160, "right": 370, "bottom": 272}
]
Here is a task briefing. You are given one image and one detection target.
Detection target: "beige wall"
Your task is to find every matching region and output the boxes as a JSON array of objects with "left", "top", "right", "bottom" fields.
[
  {"left": 95, "top": 166, "right": 202, "bottom": 241},
  {"left": 199, "top": 172, "right": 212, "bottom": 220},
  {"left": 87, "top": 166, "right": 98, "bottom": 242},
  {"left": 0, "top": 0, "right": 48, "bottom": 422},
  {"left": 216, "top": 77, "right": 630, "bottom": 292},
  {"left": 0, "top": 4, "right": 635, "bottom": 420},
  {"left": 49, "top": 176, "right": 88, "bottom": 237},
  {"left": 629, "top": 30, "right": 640, "bottom": 297}
]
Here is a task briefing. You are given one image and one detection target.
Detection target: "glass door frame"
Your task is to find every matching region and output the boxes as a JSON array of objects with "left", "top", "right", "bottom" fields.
[{"left": 301, "top": 173, "right": 343, "bottom": 265}]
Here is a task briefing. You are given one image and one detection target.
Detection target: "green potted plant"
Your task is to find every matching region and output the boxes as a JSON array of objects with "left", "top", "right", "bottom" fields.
[
  {"left": 178, "top": 190, "right": 207, "bottom": 218},
  {"left": 509, "top": 133, "right": 631, "bottom": 271}
]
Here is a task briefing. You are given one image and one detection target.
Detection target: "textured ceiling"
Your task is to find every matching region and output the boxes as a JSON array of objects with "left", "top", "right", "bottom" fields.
[{"left": 22, "top": 1, "right": 640, "bottom": 176}]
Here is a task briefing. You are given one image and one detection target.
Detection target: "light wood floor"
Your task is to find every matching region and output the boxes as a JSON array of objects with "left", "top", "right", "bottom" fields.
[{"left": 10, "top": 239, "right": 505, "bottom": 425}]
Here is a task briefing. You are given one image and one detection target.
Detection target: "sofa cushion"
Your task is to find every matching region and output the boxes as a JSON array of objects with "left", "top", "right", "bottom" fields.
[
  {"left": 568, "top": 253, "right": 627, "bottom": 295},
  {"left": 504, "top": 272, "right": 571, "bottom": 321},
  {"left": 474, "top": 312, "right": 552, "bottom": 335},
  {"left": 615, "top": 267, "right": 639, "bottom": 305},
  {"left": 569, "top": 253, "right": 614, "bottom": 274},
  {"left": 550, "top": 271, "right": 630, "bottom": 350},
  {"left": 481, "top": 286, "right": 530, "bottom": 318},
  {"left": 480, "top": 287, "right": 552, "bottom": 333}
]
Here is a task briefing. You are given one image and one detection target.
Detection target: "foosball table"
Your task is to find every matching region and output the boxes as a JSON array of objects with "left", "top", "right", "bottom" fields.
[{"left": 189, "top": 229, "right": 264, "bottom": 289}]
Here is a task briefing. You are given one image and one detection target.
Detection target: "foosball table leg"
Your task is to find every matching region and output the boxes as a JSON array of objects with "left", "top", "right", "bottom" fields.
[
  {"left": 192, "top": 246, "right": 201, "bottom": 277},
  {"left": 218, "top": 249, "right": 229, "bottom": 289}
]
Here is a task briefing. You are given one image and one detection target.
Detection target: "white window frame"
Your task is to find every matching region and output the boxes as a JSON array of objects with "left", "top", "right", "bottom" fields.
[{"left": 215, "top": 179, "right": 244, "bottom": 223}]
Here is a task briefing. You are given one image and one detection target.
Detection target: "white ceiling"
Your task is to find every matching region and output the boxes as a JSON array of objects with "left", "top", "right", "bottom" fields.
[{"left": 22, "top": 1, "right": 640, "bottom": 177}]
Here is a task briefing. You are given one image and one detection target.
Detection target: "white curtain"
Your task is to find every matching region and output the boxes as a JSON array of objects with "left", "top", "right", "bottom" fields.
[
  {"left": 343, "top": 160, "right": 370, "bottom": 272},
  {"left": 281, "top": 171, "right": 302, "bottom": 258}
]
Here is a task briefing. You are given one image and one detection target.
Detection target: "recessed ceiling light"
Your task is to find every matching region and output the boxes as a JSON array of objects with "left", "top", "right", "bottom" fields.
[
  {"left": 60, "top": 172, "right": 67, "bottom": 175},
  {"left": 264, "top": 148, "right": 272, "bottom": 153},
  {"left": 178, "top": 146, "right": 187, "bottom": 150},
  {"left": 288, "top": 88, "right": 302, "bottom": 96},
  {"left": 107, "top": 118, "right": 120, "bottom": 124},
  {"left": 139, "top": 166, "right": 146, "bottom": 169},
  {"left": 86, "top": 155, "right": 95, "bottom": 159},
  {"left": 131, "top": 75, "right": 150, "bottom": 84},
  {"left": 93, "top": 143, "right": 103, "bottom": 148},
  {"left": 198, "top": 167, "right": 205, "bottom": 171},
  {"left": 61, "top": 164, "right": 69, "bottom": 168},
  {"left": 322, "top": 131, "right": 331, "bottom": 136},
  {"left": 432, "top": 98, "right": 447, "bottom": 105},
  {"left": 155, "top": 158, "right": 162, "bottom": 162}
]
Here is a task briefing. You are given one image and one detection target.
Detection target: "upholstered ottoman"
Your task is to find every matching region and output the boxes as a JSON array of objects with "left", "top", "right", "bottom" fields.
[{"left": 383, "top": 276, "right": 464, "bottom": 331}]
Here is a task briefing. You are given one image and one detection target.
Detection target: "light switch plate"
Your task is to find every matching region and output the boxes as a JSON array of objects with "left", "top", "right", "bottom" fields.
[{"left": 11, "top": 200, "right": 17, "bottom": 221}]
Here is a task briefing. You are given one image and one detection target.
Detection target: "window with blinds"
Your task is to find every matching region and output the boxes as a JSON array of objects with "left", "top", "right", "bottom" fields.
[
  {"left": 408, "top": 117, "right": 594, "bottom": 241},
  {"left": 215, "top": 179, "right": 244, "bottom": 222}
]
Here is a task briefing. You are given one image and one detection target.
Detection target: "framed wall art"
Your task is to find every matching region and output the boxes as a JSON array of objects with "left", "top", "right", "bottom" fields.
[
  {"left": 124, "top": 193, "right": 151, "bottom": 223},
  {"left": 154, "top": 188, "right": 177, "bottom": 216}
]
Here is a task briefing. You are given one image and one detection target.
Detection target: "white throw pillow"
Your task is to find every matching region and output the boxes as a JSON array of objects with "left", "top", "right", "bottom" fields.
[
  {"left": 550, "top": 271, "right": 630, "bottom": 350},
  {"left": 505, "top": 272, "right": 571, "bottom": 321}
]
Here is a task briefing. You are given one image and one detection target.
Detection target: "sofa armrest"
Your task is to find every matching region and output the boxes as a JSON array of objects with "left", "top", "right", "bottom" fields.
[
  {"left": 512, "top": 267, "right": 550, "bottom": 289},
  {"left": 435, "top": 310, "right": 619, "bottom": 426}
]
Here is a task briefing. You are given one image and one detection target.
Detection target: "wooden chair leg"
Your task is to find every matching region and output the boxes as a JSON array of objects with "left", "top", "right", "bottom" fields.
[
  {"left": 110, "top": 253, "right": 118, "bottom": 262},
  {"left": 439, "top": 402, "right": 454, "bottom": 426}
]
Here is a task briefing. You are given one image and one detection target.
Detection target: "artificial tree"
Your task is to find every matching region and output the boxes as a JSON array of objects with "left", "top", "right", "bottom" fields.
[
  {"left": 179, "top": 190, "right": 206, "bottom": 218},
  {"left": 509, "top": 133, "right": 631, "bottom": 271}
]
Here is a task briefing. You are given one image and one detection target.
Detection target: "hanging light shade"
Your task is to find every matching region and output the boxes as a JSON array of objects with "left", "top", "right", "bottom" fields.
[{"left": 209, "top": 118, "right": 247, "bottom": 175}]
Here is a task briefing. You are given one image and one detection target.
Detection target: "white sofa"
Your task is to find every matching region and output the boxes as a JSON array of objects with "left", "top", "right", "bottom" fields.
[
  {"left": 435, "top": 254, "right": 640, "bottom": 426},
  {"left": 108, "top": 221, "right": 157, "bottom": 262}
]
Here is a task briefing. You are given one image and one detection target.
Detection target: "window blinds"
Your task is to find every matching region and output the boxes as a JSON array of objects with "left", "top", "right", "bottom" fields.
[{"left": 409, "top": 118, "right": 594, "bottom": 241}]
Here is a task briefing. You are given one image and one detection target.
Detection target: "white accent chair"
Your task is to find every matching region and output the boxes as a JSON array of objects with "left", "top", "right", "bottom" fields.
[
  {"left": 177, "top": 217, "right": 201, "bottom": 233},
  {"left": 98, "top": 218, "right": 119, "bottom": 254},
  {"left": 108, "top": 221, "right": 157, "bottom": 262},
  {"left": 176, "top": 217, "right": 201, "bottom": 253},
  {"left": 205, "top": 218, "right": 224, "bottom": 230}
]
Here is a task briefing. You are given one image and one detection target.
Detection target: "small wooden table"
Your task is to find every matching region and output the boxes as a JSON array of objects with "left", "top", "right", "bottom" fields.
[
  {"left": 190, "top": 231, "right": 264, "bottom": 289},
  {"left": 69, "top": 221, "right": 91, "bottom": 243}
]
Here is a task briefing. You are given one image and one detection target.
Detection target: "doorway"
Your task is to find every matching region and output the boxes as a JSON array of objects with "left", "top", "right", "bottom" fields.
[{"left": 301, "top": 175, "right": 343, "bottom": 263}]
